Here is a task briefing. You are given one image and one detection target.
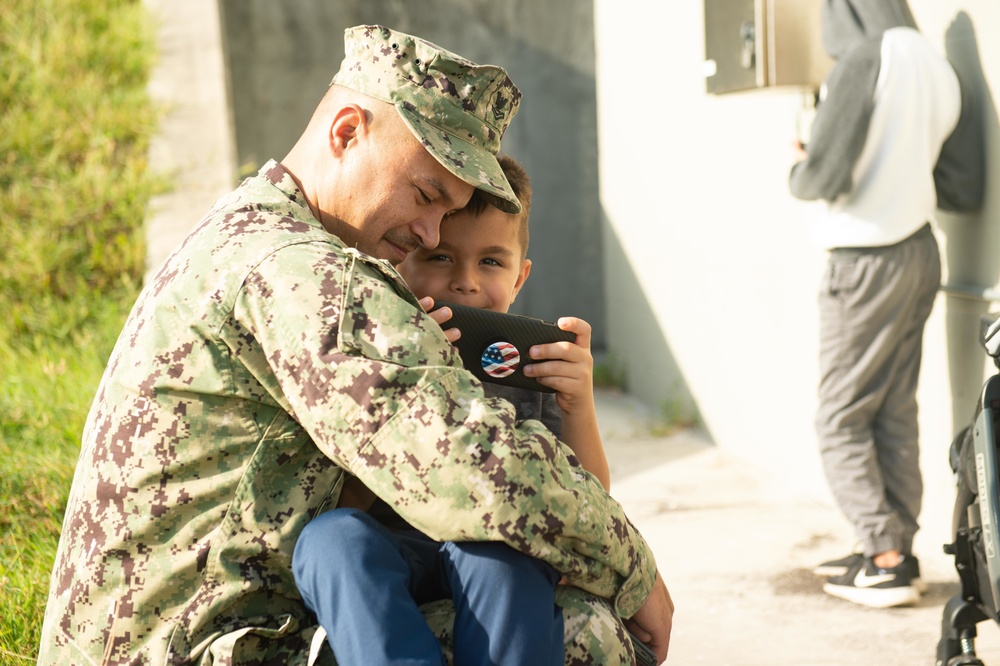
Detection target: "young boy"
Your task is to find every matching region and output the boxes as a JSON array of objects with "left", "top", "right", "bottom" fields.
[
  {"left": 400, "top": 154, "right": 610, "bottom": 490},
  {"left": 292, "top": 155, "right": 612, "bottom": 665}
]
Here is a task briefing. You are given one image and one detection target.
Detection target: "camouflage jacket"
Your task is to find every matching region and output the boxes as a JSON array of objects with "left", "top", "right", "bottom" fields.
[{"left": 37, "top": 161, "right": 656, "bottom": 665}]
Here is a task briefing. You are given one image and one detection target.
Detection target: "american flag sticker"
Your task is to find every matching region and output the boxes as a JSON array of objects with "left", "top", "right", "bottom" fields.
[{"left": 481, "top": 341, "right": 520, "bottom": 378}]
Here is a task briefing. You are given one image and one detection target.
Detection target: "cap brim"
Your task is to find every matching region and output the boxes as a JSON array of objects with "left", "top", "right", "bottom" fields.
[{"left": 396, "top": 105, "right": 521, "bottom": 215}]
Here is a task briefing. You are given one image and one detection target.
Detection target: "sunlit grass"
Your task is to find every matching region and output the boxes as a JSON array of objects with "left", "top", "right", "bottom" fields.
[{"left": 0, "top": 0, "right": 157, "bottom": 658}]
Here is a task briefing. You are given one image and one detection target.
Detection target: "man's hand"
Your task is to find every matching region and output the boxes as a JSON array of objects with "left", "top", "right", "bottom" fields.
[{"left": 624, "top": 572, "right": 674, "bottom": 664}]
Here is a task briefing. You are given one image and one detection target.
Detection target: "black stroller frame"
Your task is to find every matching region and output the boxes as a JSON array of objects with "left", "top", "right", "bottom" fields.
[{"left": 938, "top": 313, "right": 1000, "bottom": 666}]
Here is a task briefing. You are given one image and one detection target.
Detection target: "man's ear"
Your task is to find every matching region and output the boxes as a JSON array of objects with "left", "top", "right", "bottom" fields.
[
  {"left": 329, "top": 104, "right": 367, "bottom": 156},
  {"left": 510, "top": 258, "right": 532, "bottom": 302}
]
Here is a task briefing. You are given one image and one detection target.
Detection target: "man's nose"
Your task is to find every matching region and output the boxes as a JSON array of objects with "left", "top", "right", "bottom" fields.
[{"left": 411, "top": 213, "right": 442, "bottom": 250}]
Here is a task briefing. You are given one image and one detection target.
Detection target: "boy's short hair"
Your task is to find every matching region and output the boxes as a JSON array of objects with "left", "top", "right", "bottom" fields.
[{"left": 465, "top": 154, "right": 532, "bottom": 258}]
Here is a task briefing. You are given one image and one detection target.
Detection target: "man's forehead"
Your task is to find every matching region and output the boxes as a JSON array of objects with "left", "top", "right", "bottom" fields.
[{"left": 396, "top": 136, "right": 474, "bottom": 207}]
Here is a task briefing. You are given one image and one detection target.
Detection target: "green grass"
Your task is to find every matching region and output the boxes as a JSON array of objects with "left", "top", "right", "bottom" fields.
[{"left": 0, "top": 0, "right": 157, "bottom": 659}]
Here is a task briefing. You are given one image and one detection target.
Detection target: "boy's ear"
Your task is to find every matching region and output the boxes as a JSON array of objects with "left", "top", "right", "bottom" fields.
[
  {"left": 329, "top": 104, "right": 367, "bottom": 155},
  {"left": 510, "top": 258, "right": 532, "bottom": 302}
]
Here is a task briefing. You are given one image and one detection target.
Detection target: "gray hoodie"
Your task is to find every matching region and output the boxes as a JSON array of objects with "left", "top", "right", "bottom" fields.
[
  {"left": 821, "top": 0, "right": 916, "bottom": 60},
  {"left": 789, "top": 0, "right": 917, "bottom": 204},
  {"left": 789, "top": 0, "right": 980, "bottom": 216}
]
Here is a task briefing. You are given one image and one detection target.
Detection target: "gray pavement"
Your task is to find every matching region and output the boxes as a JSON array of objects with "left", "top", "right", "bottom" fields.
[
  {"left": 595, "top": 388, "right": 1000, "bottom": 665},
  {"left": 143, "top": 2, "right": 1000, "bottom": 664}
]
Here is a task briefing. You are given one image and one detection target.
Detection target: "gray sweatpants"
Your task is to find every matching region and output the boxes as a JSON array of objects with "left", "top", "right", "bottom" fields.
[{"left": 815, "top": 223, "right": 940, "bottom": 558}]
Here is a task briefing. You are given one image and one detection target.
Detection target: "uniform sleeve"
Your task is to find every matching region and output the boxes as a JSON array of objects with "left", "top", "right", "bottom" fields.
[
  {"left": 233, "top": 242, "right": 656, "bottom": 617},
  {"left": 789, "top": 39, "right": 882, "bottom": 202}
]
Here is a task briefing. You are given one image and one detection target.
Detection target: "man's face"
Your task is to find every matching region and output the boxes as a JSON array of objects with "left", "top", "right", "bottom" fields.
[
  {"left": 324, "top": 120, "right": 474, "bottom": 266},
  {"left": 397, "top": 206, "right": 531, "bottom": 313}
]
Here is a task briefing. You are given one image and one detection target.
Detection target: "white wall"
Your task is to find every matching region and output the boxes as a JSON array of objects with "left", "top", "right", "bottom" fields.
[{"left": 594, "top": 0, "right": 1000, "bottom": 536}]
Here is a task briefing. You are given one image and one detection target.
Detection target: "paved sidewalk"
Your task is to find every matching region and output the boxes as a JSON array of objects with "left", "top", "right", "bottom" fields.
[{"left": 594, "top": 387, "right": 1000, "bottom": 665}]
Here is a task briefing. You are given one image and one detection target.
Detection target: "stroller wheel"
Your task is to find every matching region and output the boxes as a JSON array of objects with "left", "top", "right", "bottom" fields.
[{"left": 947, "top": 657, "right": 986, "bottom": 666}]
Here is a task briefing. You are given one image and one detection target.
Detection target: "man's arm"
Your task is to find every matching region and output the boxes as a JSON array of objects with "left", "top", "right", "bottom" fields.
[
  {"left": 626, "top": 572, "right": 674, "bottom": 664},
  {"left": 234, "top": 243, "right": 657, "bottom": 616}
]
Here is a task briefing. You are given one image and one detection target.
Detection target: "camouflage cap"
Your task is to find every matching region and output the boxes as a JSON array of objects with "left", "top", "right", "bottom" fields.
[{"left": 332, "top": 25, "right": 523, "bottom": 214}]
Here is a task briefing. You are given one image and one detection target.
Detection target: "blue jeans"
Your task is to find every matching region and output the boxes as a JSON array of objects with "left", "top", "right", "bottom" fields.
[{"left": 293, "top": 508, "right": 564, "bottom": 666}]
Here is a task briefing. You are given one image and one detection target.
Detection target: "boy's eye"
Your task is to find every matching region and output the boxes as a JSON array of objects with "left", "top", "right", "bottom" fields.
[
  {"left": 429, "top": 254, "right": 452, "bottom": 262},
  {"left": 481, "top": 257, "right": 502, "bottom": 267}
]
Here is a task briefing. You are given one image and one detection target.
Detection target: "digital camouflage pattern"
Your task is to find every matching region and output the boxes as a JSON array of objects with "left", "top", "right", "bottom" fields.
[
  {"left": 37, "top": 161, "right": 656, "bottom": 665},
  {"left": 332, "top": 25, "right": 523, "bottom": 215}
]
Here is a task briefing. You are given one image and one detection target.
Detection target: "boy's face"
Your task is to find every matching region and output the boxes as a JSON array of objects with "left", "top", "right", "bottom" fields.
[{"left": 397, "top": 206, "right": 531, "bottom": 313}]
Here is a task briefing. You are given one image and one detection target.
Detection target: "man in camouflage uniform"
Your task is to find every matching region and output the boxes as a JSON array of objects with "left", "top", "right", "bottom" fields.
[{"left": 37, "top": 24, "right": 673, "bottom": 665}]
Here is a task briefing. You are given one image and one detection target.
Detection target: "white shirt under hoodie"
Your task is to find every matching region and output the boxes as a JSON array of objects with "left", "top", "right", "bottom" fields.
[{"left": 812, "top": 27, "right": 960, "bottom": 249}]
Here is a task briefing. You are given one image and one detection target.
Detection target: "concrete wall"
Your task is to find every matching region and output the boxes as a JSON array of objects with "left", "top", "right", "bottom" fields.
[
  {"left": 144, "top": 0, "right": 236, "bottom": 281},
  {"left": 216, "top": 0, "right": 605, "bottom": 345},
  {"left": 593, "top": 0, "right": 1000, "bottom": 538}
]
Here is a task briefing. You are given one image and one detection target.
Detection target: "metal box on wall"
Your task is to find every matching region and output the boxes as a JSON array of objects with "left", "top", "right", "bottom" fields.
[{"left": 704, "top": 0, "right": 833, "bottom": 94}]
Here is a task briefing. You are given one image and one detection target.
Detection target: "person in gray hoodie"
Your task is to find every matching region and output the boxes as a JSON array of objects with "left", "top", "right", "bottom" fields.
[{"left": 789, "top": 0, "right": 970, "bottom": 609}]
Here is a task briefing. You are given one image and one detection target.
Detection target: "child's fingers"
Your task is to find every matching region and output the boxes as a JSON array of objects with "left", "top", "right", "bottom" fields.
[
  {"left": 529, "top": 339, "right": 588, "bottom": 364},
  {"left": 524, "top": 359, "right": 587, "bottom": 384},
  {"left": 529, "top": 317, "right": 592, "bottom": 361},
  {"left": 558, "top": 316, "right": 592, "bottom": 349},
  {"left": 530, "top": 371, "right": 590, "bottom": 410},
  {"left": 426, "top": 305, "right": 453, "bottom": 327},
  {"left": 419, "top": 298, "right": 461, "bottom": 343},
  {"left": 528, "top": 358, "right": 595, "bottom": 414},
  {"left": 527, "top": 372, "right": 571, "bottom": 395}
]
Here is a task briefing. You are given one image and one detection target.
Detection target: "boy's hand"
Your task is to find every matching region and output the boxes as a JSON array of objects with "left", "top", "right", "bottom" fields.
[
  {"left": 419, "top": 296, "right": 461, "bottom": 343},
  {"left": 524, "top": 316, "right": 594, "bottom": 415}
]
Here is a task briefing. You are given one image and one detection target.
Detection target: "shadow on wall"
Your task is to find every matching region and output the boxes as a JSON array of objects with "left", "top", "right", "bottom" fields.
[
  {"left": 215, "top": 0, "right": 605, "bottom": 348},
  {"left": 602, "top": 208, "right": 703, "bottom": 436},
  {"left": 937, "top": 11, "right": 1000, "bottom": 434}
]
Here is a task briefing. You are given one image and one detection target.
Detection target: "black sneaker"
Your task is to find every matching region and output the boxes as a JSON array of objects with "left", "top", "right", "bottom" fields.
[
  {"left": 823, "top": 555, "right": 921, "bottom": 608},
  {"left": 906, "top": 556, "right": 928, "bottom": 594},
  {"left": 815, "top": 552, "right": 927, "bottom": 594},
  {"left": 813, "top": 551, "right": 863, "bottom": 577}
]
